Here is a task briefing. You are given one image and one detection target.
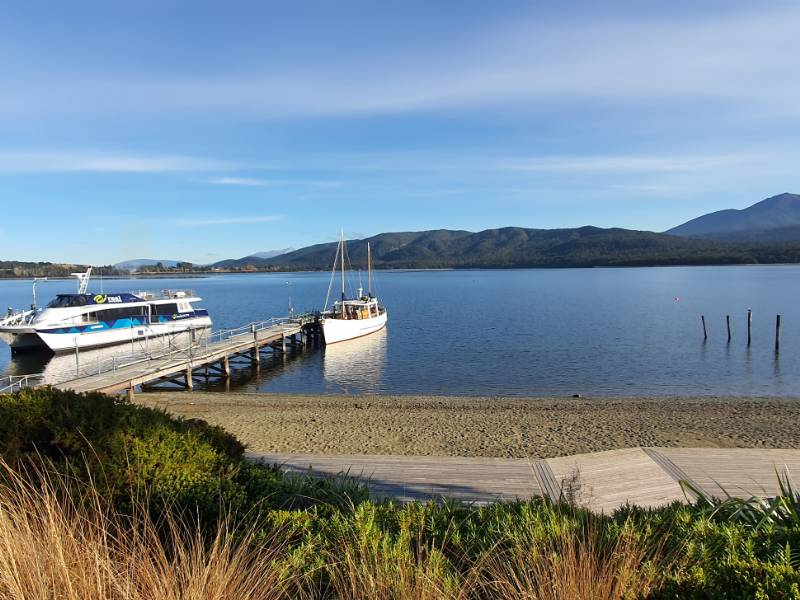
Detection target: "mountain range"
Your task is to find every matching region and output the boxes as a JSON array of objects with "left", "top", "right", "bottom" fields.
[
  {"left": 249, "top": 248, "right": 295, "bottom": 259},
  {"left": 102, "top": 192, "right": 800, "bottom": 271},
  {"left": 666, "top": 193, "right": 800, "bottom": 242},
  {"left": 214, "top": 226, "right": 800, "bottom": 270}
]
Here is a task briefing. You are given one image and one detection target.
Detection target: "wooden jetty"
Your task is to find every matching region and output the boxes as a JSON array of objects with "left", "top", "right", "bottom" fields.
[
  {"left": 250, "top": 447, "right": 800, "bottom": 511},
  {"left": 54, "top": 315, "right": 321, "bottom": 397}
]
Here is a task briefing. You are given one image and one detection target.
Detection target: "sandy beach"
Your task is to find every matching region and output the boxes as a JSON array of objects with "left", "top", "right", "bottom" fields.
[{"left": 135, "top": 392, "right": 800, "bottom": 458}]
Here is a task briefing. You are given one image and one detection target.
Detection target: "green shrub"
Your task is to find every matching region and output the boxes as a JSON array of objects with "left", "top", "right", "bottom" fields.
[
  {"left": 6, "top": 387, "right": 800, "bottom": 598},
  {"left": 654, "top": 558, "right": 800, "bottom": 599},
  {"left": 0, "top": 388, "right": 364, "bottom": 522}
]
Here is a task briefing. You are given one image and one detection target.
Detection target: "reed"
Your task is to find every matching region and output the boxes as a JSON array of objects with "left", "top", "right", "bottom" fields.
[
  {"left": 462, "top": 524, "right": 665, "bottom": 600},
  {"left": 0, "top": 459, "right": 298, "bottom": 600}
]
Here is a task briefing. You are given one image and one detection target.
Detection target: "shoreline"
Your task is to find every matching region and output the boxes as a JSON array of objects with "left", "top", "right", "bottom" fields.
[
  {"left": 137, "top": 392, "right": 800, "bottom": 459},
  {"left": 4, "top": 263, "right": 800, "bottom": 281}
]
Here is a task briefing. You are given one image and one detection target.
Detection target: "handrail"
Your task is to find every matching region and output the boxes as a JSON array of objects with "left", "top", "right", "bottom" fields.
[
  {"left": 0, "top": 373, "right": 45, "bottom": 394},
  {"left": 83, "top": 316, "right": 310, "bottom": 379},
  {"left": 2, "top": 313, "right": 319, "bottom": 390},
  {"left": 0, "top": 309, "right": 36, "bottom": 327}
]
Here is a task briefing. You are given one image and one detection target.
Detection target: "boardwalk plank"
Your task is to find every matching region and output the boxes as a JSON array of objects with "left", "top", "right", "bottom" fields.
[{"left": 251, "top": 448, "right": 800, "bottom": 510}]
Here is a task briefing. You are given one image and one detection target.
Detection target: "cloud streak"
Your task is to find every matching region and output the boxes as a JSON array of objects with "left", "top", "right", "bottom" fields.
[
  {"left": 1, "top": 5, "right": 798, "bottom": 119},
  {"left": 207, "top": 176, "right": 267, "bottom": 186},
  {"left": 499, "top": 153, "right": 760, "bottom": 175},
  {"left": 0, "top": 150, "right": 230, "bottom": 173},
  {"left": 175, "top": 215, "right": 282, "bottom": 227}
]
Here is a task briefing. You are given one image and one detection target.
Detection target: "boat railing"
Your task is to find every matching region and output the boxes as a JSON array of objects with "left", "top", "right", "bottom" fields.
[
  {"left": 132, "top": 290, "right": 196, "bottom": 300},
  {"left": 0, "top": 308, "right": 36, "bottom": 327},
  {"left": 0, "top": 373, "right": 45, "bottom": 394}
]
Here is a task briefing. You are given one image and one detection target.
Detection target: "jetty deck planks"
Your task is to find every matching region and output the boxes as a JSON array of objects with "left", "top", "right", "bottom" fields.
[
  {"left": 55, "top": 323, "right": 304, "bottom": 394},
  {"left": 250, "top": 447, "right": 800, "bottom": 510}
]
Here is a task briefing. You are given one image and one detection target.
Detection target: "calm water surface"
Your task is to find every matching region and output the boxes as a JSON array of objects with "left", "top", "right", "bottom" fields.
[{"left": 1, "top": 267, "right": 798, "bottom": 396}]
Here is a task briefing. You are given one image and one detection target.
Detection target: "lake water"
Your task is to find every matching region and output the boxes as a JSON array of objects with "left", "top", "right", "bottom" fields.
[{"left": 1, "top": 266, "right": 798, "bottom": 396}]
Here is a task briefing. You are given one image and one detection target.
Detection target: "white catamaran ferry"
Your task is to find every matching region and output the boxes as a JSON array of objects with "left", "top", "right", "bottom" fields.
[
  {"left": 320, "top": 231, "right": 387, "bottom": 344},
  {"left": 0, "top": 268, "right": 212, "bottom": 354}
]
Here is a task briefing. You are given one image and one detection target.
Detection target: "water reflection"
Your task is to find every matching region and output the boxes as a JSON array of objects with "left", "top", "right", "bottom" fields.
[{"left": 323, "top": 328, "right": 388, "bottom": 393}]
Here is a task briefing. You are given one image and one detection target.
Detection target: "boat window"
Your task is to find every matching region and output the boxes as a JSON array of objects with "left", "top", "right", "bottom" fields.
[
  {"left": 47, "top": 295, "right": 89, "bottom": 308},
  {"left": 92, "top": 306, "right": 146, "bottom": 321},
  {"left": 151, "top": 303, "right": 179, "bottom": 316},
  {"left": 47, "top": 296, "right": 68, "bottom": 308}
]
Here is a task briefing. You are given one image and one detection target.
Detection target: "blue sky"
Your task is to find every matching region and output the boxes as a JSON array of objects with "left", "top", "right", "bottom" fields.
[{"left": 0, "top": 0, "right": 799, "bottom": 264}]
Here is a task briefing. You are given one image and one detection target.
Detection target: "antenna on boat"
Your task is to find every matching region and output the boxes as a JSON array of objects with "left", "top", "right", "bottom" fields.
[
  {"left": 72, "top": 267, "right": 92, "bottom": 295},
  {"left": 31, "top": 277, "right": 47, "bottom": 310}
]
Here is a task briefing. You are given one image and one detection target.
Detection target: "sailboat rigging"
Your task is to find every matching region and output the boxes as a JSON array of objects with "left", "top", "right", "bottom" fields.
[{"left": 320, "top": 230, "right": 388, "bottom": 344}]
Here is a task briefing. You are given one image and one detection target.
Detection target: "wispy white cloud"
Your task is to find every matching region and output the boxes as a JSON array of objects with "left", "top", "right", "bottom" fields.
[
  {"left": 0, "top": 150, "right": 230, "bottom": 173},
  {"left": 204, "top": 176, "right": 342, "bottom": 188},
  {"left": 175, "top": 215, "right": 283, "bottom": 227},
  {"left": 1, "top": 5, "right": 798, "bottom": 119},
  {"left": 207, "top": 176, "right": 267, "bottom": 186},
  {"left": 499, "top": 153, "right": 759, "bottom": 175}
]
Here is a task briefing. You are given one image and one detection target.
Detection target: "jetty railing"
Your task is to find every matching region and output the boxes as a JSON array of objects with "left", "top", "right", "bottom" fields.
[
  {"left": 2, "top": 313, "right": 320, "bottom": 392},
  {"left": 76, "top": 314, "right": 318, "bottom": 379},
  {"left": 0, "top": 373, "right": 45, "bottom": 394}
]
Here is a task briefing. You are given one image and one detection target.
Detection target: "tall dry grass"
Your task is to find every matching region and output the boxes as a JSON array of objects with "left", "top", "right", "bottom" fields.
[
  {"left": 462, "top": 525, "right": 665, "bottom": 600},
  {"left": 321, "top": 509, "right": 668, "bottom": 600},
  {"left": 0, "top": 459, "right": 298, "bottom": 600},
  {"left": 0, "top": 457, "right": 669, "bottom": 600}
]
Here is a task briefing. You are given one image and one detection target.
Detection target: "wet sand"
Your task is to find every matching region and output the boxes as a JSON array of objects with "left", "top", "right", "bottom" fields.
[{"left": 137, "top": 392, "right": 800, "bottom": 459}]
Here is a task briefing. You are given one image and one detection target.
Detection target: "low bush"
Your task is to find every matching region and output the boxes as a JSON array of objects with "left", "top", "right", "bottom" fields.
[
  {"left": 3, "top": 387, "right": 800, "bottom": 598},
  {"left": 0, "top": 387, "right": 366, "bottom": 522}
]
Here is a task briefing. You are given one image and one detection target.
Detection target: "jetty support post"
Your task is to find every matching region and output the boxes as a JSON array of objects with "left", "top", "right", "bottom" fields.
[
  {"left": 701, "top": 315, "right": 707, "bottom": 340},
  {"left": 776, "top": 314, "right": 782, "bottom": 353},
  {"left": 252, "top": 324, "right": 260, "bottom": 364},
  {"left": 185, "top": 367, "right": 193, "bottom": 390},
  {"left": 726, "top": 315, "right": 731, "bottom": 341},
  {"left": 747, "top": 309, "right": 752, "bottom": 346},
  {"left": 222, "top": 354, "right": 230, "bottom": 377},
  {"left": 74, "top": 338, "right": 80, "bottom": 376},
  {"left": 127, "top": 385, "right": 135, "bottom": 402}
]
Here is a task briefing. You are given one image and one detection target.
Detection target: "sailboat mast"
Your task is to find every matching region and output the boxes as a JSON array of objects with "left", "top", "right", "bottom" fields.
[
  {"left": 340, "top": 229, "right": 346, "bottom": 301},
  {"left": 367, "top": 242, "right": 372, "bottom": 296}
]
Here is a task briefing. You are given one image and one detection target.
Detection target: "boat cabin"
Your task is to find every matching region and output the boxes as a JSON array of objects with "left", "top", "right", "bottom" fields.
[{"left": 331, "top": 293, "right": 385, "bottom": 321}]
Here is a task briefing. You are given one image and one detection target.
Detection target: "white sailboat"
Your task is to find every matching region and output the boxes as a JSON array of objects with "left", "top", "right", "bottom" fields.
[{"left": 320, "top": 231, "right": 387, "bottom": 344}]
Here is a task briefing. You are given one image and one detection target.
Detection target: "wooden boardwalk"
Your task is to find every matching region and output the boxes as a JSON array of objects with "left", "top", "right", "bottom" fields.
[
  {"left": 55, "top": 319, "right": 316, "bottom": 395},
  {"left": 249, "top": 447, "right": 800, "bottom": 511}
]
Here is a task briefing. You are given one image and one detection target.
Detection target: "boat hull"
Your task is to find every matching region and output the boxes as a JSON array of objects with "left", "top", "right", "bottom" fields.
[
  {"left": 6, "top": 317, "right": 213, "bottom": 354},
  {"left": 321, "top": 312, "right": 387, "bottom": 344},
  {"left": 0, "top": 327, "right": 47, "bottom": 353}
]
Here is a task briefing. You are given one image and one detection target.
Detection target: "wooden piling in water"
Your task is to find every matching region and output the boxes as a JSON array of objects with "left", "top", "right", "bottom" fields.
[
  {"left": 747, "top": 309, "right": 752, "bottom": 346},
  {"left": 701, "top": 315, "right": 707, "bottom": 339},
  {"left": 726, "top": 315, "right": 731, "bottom": 341},
  {"left": 776, "top": 314, "right": 782, "bottom": 352}
]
